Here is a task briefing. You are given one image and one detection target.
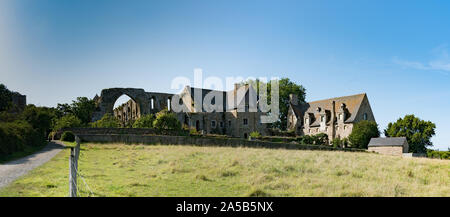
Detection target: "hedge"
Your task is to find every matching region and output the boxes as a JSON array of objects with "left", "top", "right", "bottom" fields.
[{"left": 0, "top": 121, "right": 45, "bottom": 157}]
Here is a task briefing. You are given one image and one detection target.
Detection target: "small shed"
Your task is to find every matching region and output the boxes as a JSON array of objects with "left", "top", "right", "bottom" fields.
[{"left": 368, "top": 137, "right": 409, "bottom": 156}]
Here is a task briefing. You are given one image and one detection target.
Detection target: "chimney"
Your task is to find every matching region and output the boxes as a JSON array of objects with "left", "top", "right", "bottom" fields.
[
  {"left": 331, "top": 101, "right": 336, "bottom": 141},
  {"left": 289, "top": 94, "right": 298, "bottom": 105}
]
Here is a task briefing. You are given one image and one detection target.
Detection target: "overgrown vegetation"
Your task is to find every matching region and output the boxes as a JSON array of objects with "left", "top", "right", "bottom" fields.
[
  {"left": 132, "top": 114, "right": 155, "bottom": 128},
  {"left": 90, "top": 113, "right": 120, "bottom": 128},
  {"left": 61, "top": 131, "right": 75, "bottom": 142},
  {"left": 427, "top": 149, "right": 450, "bottom": 160},
  {"left": 348, "top": 120, "right": 380, "bottom": 149},
  {"left": 1, "top": 143, "right": 448, "bottom": 197},
  {"left": 153, "top": 110, "right": 182, "bottom": 131}
]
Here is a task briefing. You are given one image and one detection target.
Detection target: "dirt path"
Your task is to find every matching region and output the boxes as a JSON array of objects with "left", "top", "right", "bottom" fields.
[{"left": 0, "top": 141, "right": 65, "bottom": 189}]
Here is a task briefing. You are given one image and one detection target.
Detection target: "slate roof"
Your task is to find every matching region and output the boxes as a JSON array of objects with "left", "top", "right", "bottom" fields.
[
  {"left": 291, "top": 93, "right": 367, "bottom": 125},
  {"left": 368, "top": 137, "right": 407, "bottom": 147}
]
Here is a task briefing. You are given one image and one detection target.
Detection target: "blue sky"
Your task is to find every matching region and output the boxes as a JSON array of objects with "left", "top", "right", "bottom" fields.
[{"left": 1, "top": 0, "right": 449, "bottom": 150}]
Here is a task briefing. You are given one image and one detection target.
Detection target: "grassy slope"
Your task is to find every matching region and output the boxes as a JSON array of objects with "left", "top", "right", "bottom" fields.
[{"left": 0, "top": 143, "right": 448, "bottom": 197}]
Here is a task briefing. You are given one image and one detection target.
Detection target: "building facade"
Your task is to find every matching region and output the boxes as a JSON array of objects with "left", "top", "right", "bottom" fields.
[
  {"left": 112, "top": 84, "right": 267, "bottom": 138},
  {"left": 287, "top": 93, "right": 376, "bottom": 142}
]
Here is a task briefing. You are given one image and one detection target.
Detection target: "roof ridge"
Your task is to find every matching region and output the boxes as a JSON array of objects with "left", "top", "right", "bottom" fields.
[{"left": 307, "top": 93, "right": 366, "bottom": 103}]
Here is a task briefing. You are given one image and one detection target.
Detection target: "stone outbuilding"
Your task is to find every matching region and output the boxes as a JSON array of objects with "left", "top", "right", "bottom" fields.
[{"left": 368, "top": 137, "right": 409, "bottom": 156}]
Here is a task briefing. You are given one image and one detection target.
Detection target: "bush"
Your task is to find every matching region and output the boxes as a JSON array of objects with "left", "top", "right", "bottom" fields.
[
  {"left": 348, "top": 120, "right": 380, "bottom": 149},
  {"left": 0, "top": 120, "right": 43, "bottom": 157},
  {"left": 132, "top": 114, "right": 155, "bottom": 128},
  {"left": 332, "top": 138, "right": 349, "bottom": 148},
  {"left": 249, "top": 131, "right": 261, "bottom": 139},
  {"left": 90, "top": 113, "right": 120, "bottom": 128},
  {"left": 61, "top": 131, "right": 75, "bottom": 142},
  {"left": 313, "top": 133, "right": 329, "bottom": 145},
  {"left": 53, "top": 114, "right": 83, "bottom": 131},
  {"left": 427, "top": 149, "right": 450, "bottom": 160},
  {"left": 153, "top": 111, "right": 181, "bottom": 131}
]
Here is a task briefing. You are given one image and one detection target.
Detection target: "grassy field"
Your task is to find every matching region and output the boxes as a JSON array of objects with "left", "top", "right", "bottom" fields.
[{"left": 0, "top": 143, "right": 449, "bottom": 197}]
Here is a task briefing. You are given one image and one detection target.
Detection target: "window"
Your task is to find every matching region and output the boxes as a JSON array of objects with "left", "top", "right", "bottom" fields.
[
  {"left": 325, "top": 127, "right": 328, "bottom": 131},
  {"left": 305, "top": 118, "right": 309, "bottom": 125},
  {"left": 151, "top": 98, "right": 154, "bottom": 109},
  {"left": 339, "top": 113, "right": 343, "bottom": 121},
  {"left": 220, "top": 121, "right": 224, "bottom": 128},
  {"left": 321, "top": 116, "right": 325, "bottom": 122},
  {"left": 228, "top": 120, "right": 231, "bottom": 127},
  {"left": 211, "top": 120, "right": 216, "bottom": 128},
  {"left": 308, "top": 129, "right": 311, "bottom": 133},
  {"left": 167, "top": 98, "right": 171, "bottom": 111},
  {"left": 363, "top": 113, "right": 368, "bottom": 120},
  {"left": 344, "top": 125, "right": 347, "bottom": 130},
  {"left": 243, "top": 118, "right": 248, "bottom": 125}
]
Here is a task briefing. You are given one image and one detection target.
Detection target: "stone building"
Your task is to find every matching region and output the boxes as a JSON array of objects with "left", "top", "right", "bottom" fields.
[
  {"left": 106, "top": 84, "right": 267, "bottom": 138},
  {"left": 368, "top": 137, "right": 409, "bottom": 156},
  {"left": 287, "top": 93, "right": 376, "bottom": 142}
]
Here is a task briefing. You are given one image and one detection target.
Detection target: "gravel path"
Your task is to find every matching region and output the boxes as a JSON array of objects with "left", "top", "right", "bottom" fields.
[{"left": 0, "top": 141, "right": 65, "bottom": 189}]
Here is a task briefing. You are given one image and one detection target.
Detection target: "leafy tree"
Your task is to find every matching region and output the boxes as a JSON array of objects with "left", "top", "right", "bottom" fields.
[
  {"left": 348, "top": 120, "right": 380, "bottom": 149},
  {"left": 243, "top": 78, "right": 306, "bottom": 130},
  {"left": 0, "top": 84, "right": 13, "bottom": 112},
  {"left": 384, "top": 115, "right": 435, "bottom": 153},
  {"left": 55, "top": 97, "right": 96, "bottom": 124},
  {"left": 132, "top": 114, "right": 155, "bottom": 128},
  {"left": 90, "top": 113, "right": 120, "bottom": 128},
  {"left": 153, "top": 110, "right": 181, "bottom": 130},
  {"left": 53, "top": 114, "right": 83, "bottom": 131},
  {"left": 70, "top": 97, "right": 96, "bottom": 124},
  {"left": 20, "top": 105, "right": 55, "bottom": 136}
]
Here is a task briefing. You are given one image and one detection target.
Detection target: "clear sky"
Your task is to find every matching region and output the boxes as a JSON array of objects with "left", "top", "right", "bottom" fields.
[{"left": 1, "top": 0, "right": 449, "bottom": 150}]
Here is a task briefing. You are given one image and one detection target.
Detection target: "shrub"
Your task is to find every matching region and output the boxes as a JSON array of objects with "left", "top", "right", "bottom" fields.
[
  {"left": 348, "top": 120, "right": 380, "bottom": 149},
  {"left": 426, "top": 149, "right": 450, "bottom": 160},
  {"left": 53, "top": 114, "right": 83, "bottom": 131},
  {"left": 153, "top": 111, "right": 181, "bottom": 130},
  {"left": 0, "top": 120, "right": 43, "bottom": 157},
  {"left": 61, "top": 131, "right": 75, "bottom": 142},
  {"left": 250, "top": 131, "right": 261, "bottom": 139},
  {"left": 313, "top": 133, "right": 329, "bottom": 145},
  {"left": 332, "top": 138, "right": 349, "bottom": 148},
  {"left": 132, "top": 114, "right": 155, "bottom": 128},
  {"left": 90, "top": 113, "right": 120, "bottom": 128}
]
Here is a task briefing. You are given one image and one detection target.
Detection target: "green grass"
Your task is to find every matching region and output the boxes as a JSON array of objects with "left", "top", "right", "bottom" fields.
[{"left": 0, "top": 143, "right": 449, "bottom": 197}]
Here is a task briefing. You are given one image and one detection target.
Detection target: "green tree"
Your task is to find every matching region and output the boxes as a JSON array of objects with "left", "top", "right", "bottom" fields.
[
  {"left": 133, "top": 114, "right": 155, "bottom": 128},
  {"left": 55, "top": 97, "right": 96, "bottom": 124},
  {"left": 384, "top": 114, "right": 435, "bottom": 153},
  {"left": 348, "top": 120, "right": 380, "bottom": 149},
  {"left": 0, "top": 84, "right": 13, "bottom": 112},
  {"left": 20, "top": 105, "right": 56, "bottom": 136},
  {"left": 90, "top": 113, "right": 120, "bottom": 128},
  {"left": 53, "top": 114, "right": 83, "bottom": 131},
  {"left": 243, "top": 78, "right": 306, "bottom": 130},
  {"left": 153, "top": 110, "right": 181, "bottom": 130},
  {"left": 70, "top": 97, "right": 96, "bottom": 124}
]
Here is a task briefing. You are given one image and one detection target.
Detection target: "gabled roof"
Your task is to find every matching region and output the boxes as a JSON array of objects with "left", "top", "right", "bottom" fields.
[
  {"left": 368, "top": 137, "right": 407, "bottom": 147},
  {"left": 291, "top": 93, "right": 367, "bottom": 124}
]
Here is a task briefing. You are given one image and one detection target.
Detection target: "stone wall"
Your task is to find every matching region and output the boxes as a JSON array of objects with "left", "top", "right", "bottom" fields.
[{"left": 368, "top": 146, "right": 403, "bottom": 156}]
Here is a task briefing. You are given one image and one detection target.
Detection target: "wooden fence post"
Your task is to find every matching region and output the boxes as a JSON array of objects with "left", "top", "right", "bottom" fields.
[
  {"left": 69, "top": 136, "right": 81, "bottom": 197},
  {"left": 69, "top": 147, "right": 77, "bottom": 197}
]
